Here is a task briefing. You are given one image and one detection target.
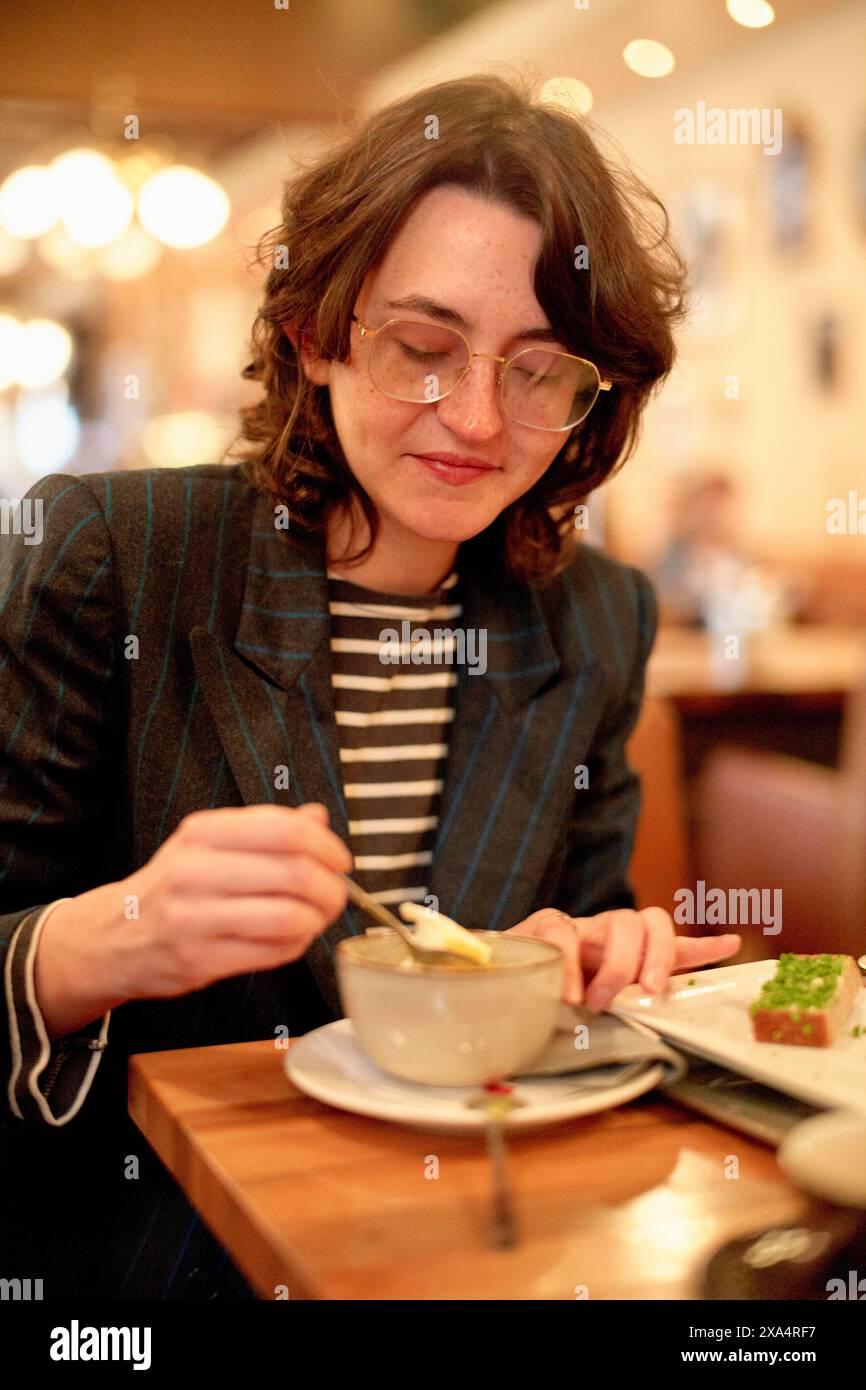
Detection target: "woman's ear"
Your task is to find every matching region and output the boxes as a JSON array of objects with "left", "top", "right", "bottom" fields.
[{"left": 281, "top": 320, "right": 330, "bottom": 386}]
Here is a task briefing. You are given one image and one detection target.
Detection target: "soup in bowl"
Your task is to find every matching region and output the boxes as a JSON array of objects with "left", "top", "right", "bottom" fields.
[{"left": 335, "top": 929, "right": 564, "bottom": 1086}]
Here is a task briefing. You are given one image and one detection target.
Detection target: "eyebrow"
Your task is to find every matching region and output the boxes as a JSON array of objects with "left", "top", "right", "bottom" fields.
[{"left": 383, "top": 295, "right": 563, "bottom": 346}]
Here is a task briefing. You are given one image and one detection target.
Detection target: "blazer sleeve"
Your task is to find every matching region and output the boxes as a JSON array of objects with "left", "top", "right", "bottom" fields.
[
  {"left": 0, "top": 473, "right": 122, "bottom": 1129},
  {"left": 552, "top": 566, "right": 659, "bottom": 919}
]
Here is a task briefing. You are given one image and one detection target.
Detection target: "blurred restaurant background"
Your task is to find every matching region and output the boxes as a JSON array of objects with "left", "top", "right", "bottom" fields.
[{"left": 2, "top": 0, "right": 865, "bottom": 958}]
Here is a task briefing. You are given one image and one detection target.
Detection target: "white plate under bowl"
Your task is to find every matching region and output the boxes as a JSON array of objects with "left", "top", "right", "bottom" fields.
[
  {"left": 612, "top": 960, "right": 866, "bottom": 1116},
  {"left": 778, "top": 1111, "right": 866, "bottom": 1208},
  {"left": 285, "top": 1019, "right": 666, "bottom": 1134}
]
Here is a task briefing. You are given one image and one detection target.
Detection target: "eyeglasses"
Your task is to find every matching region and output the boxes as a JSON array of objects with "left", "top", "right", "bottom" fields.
[{"left": 350, "top": 314, "right": 612, "bottom": 432}]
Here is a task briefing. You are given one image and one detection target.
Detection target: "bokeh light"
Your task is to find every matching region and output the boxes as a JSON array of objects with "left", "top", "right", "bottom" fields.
[
  {"left": 623, "top": 39, "right": 676, "bottom": 78},
  {"left": 0, "top": 165, "right": 57, "bottom": 239},
  {"left": 138, "top": 166, "right": 230, "bottom": 249}
]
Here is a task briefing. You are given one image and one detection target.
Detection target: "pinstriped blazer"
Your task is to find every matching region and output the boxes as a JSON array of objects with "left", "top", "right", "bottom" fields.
[{"left": 0, "top": 460, "right": 657, "bottom": 1298}]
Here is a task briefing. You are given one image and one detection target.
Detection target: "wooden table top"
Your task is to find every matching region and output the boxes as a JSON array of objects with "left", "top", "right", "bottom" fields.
[
  {"left": 128, "top": 1037, "right": 809, "bottom": 1300},
  {"left": 647, "top": 624, "right": 866, "bottom": 703}
]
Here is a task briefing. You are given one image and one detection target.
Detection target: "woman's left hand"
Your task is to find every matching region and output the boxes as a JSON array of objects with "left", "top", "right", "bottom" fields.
[{"left": 504, "top": 907, "right": 741, "bottom": 1012}]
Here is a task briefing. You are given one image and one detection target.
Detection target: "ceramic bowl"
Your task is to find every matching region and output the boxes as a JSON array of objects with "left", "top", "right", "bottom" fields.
[{"left": 335, "top": 929, "right": 564, "bottom": 1086}]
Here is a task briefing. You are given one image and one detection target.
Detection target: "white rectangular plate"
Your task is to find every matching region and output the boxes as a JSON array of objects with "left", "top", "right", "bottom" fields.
[{"left": 612, "top": 960, "right": 866, "bottom": 1116}]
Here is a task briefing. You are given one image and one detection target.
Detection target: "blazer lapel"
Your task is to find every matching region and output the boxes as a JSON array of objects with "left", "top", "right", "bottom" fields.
[
  {"left": 190, "top": 489, "right": 606, "bottom": 1016},
  {"left": 423, "top": 553, "right": 605, "bottom": 934},
  {"left": 190, "top": 493, "right": 358, "bottom": 1014}
]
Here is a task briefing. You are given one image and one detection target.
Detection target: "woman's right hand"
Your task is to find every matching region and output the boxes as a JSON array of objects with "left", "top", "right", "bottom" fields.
[
  {"left": 34, "top": 803, "right": 354, "bottom": 1041},
  {"left": 112, "top": 803, "right": 354, "bottom": 1000}
]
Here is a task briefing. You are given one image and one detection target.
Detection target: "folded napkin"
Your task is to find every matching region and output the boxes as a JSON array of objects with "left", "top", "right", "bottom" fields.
[{"left": 509, "top": 1002, "right": 688, "bottom": 1086}]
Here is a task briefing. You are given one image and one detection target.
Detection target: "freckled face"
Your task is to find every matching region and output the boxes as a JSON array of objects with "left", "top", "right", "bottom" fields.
[{"left": 300, "top": 184, "right": 574, "bottom": 546}]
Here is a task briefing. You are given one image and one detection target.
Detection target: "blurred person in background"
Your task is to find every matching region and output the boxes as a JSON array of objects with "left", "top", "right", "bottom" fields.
[{"left": 652, "top": 472, "right": 748, "bottom": 627}]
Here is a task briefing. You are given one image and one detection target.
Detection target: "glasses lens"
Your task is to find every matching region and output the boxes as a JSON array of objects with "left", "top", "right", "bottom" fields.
[
  {"left": 368, "top": 321, "right": 468, "bottom": 402},
  {"left": 502, "top": 350, "right": 600, "bottom": 430}
]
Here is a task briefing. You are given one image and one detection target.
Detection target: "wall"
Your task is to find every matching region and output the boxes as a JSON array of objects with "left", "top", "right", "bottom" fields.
[{"left": 595, "top": 0, "right": 866, "bottom": 567}]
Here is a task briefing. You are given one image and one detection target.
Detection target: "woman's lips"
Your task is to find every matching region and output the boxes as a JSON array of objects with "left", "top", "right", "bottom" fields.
[{"left": 411, "top": 454, "right": 499, "bottom": 486}]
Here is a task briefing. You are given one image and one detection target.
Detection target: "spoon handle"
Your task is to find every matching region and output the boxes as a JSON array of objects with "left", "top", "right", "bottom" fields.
[
  {"left": 338, "top": 873, "right": 473, "bottom": 967},
  {"left": 486, "top": 1115, "right": 518, "bottom": 1248},
  {"left": 339, "top": 873, "right": 418, "bottom": 948}
]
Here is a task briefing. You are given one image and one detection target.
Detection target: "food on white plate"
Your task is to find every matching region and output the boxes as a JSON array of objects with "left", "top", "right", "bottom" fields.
[
  {"left": 397, "top": 901, "right": 494, "bottom": 966},
  {"left": 749, "top": 953, "right": 861, "bottom": 1047}
]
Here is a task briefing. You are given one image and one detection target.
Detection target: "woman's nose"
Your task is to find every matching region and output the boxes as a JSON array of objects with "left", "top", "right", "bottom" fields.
[{"left": 434, "top": 359, "right": 505, "bottom": 439}]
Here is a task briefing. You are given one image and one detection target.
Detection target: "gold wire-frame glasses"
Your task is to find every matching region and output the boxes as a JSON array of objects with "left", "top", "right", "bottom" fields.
[{"left": 350, "top": 314, "right": 612, "bottom": 432}]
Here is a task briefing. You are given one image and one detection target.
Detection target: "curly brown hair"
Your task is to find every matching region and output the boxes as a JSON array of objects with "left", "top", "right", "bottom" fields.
[{"left": 228, "top": 70, "right": 687, "bottom": 583}]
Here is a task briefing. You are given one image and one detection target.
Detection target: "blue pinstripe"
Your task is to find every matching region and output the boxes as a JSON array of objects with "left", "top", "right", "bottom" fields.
[
  {"left": 162, "top": 1211, "right": 199, "bottom": 1297},
  {"left": 298, "top": 671, "right": 349, "bottom": 823},
  {"left": 432, "top": 688, "right": 498, "bottom": 857},
  {"left": 297, "top": 671, "right": 361, "bottom": 947},
  {"left": 584, "top": 562, "right": 630, "bottom": 685},
  {"left": 564, "top": 566, "right": 594, "bottom": 665},
  {"left": 134, "top": 477, "right": 193, "bottom": 798},
  {"left": 450, "top": 702, "right": 539, "bottom": 923},
  {"left": 0, "top": 549, "right": 113, "bottom": 885},
  {"left": 263, "top": 683, "right": 303, "bottom": 804},
  {"left": 241, "top": 605, "right": 330, "bottom": 619},
  {"left": 484, "top": 661, "right": 558, "bottom": 680},
  {"left": 490, "top": 671, "right": 590, "bottom": 927},
  {"left": 156, "top": 481, "right": 232, "bottom": 846},
  {"left": 129, "top": 475, "right": 153, "bottom": 634},
  {"left": 213, "top": 639, "right": 275, "bottom": 802},
  {"left": 247, "top": 567, "right": 327, "bottom": 579},
  {"left": 0, "top": 483, "right": 84, "bottom": 621},
  {"left": 21, "top": 512, "right": 101, "bottom": 647},
  {"left": 236, "top": 643, "right": 314, "bottom": 660},
  {"left": 117, "top": 1188, "right": 168, "bottom": 1297}
]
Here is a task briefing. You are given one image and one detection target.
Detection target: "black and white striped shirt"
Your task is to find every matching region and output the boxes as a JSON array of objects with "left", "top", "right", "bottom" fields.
[{"left": 326, "top": 566, "right": 461, "bottom": 907}]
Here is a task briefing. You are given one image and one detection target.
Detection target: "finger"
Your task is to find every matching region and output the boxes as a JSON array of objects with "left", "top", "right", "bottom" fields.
[
  {"left": 552, "top": 915, "right": 589, "bottom": 1005},
  {"left": 569, "top": 922, "right": 587, "bottom": 1006},
  {"left": 563, "top": 911, "right": 616, "bottom": 980},
  {"left": 506, "top": 908, "right": 570, "bottom": 935},
  {"left": 546, "top": 919, "right": 584, "bottom": 1006},
  {"left": 167, "top": 847, "right": 350, "bottom": 920},
  {"left": 178, "top": 804, "right": 354, "bottom": 873},
  {"left": 673, "top": 934, "right": 742, "bottom": 970},
  {"left": 634, "top": 906, "right": 677, "bottom": 994},
  {"left": 172, "top": 894, "right": 334, "bottom": 946},
  {"left": 514, "top": 911, "right": 584, "bottom": 1005},
  {"left": 584, "top": 910, "right": 644, "bottom": 1012}
]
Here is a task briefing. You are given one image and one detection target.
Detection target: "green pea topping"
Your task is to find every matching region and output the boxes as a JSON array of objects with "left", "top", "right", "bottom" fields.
[{"left": 751, "top": 953, "right": 845, "bottom": 1013}]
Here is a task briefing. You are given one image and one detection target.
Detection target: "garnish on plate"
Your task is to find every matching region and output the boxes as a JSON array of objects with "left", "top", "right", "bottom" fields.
[{"left": 750, "top": 953, "right": 861, "bottom": 1048}]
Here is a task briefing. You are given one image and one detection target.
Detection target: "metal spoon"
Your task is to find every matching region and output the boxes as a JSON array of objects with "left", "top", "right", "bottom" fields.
[
  {"left": 339, "top": 873, "right": 478, "bottom": 967},
  {"left": 466, "top": 1084, "right": 526, "bottom": 1248}
]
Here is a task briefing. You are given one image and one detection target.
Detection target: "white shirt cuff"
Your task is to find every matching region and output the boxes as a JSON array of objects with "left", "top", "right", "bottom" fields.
[{"left": 5, "top": 898, "right": 111, "bottom": 1126}]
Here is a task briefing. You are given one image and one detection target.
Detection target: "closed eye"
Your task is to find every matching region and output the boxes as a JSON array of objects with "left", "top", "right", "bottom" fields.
[
  {"left": 514, "top": 367, "right": 561, "bottom": 385},
  {"left": 400, "top": 344, "right": 449, "bottom": 363}
]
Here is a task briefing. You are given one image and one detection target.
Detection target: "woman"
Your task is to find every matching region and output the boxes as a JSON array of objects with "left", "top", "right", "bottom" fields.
[{"left": 0, "top": 73, "right": 740, "bottom": 1300}]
